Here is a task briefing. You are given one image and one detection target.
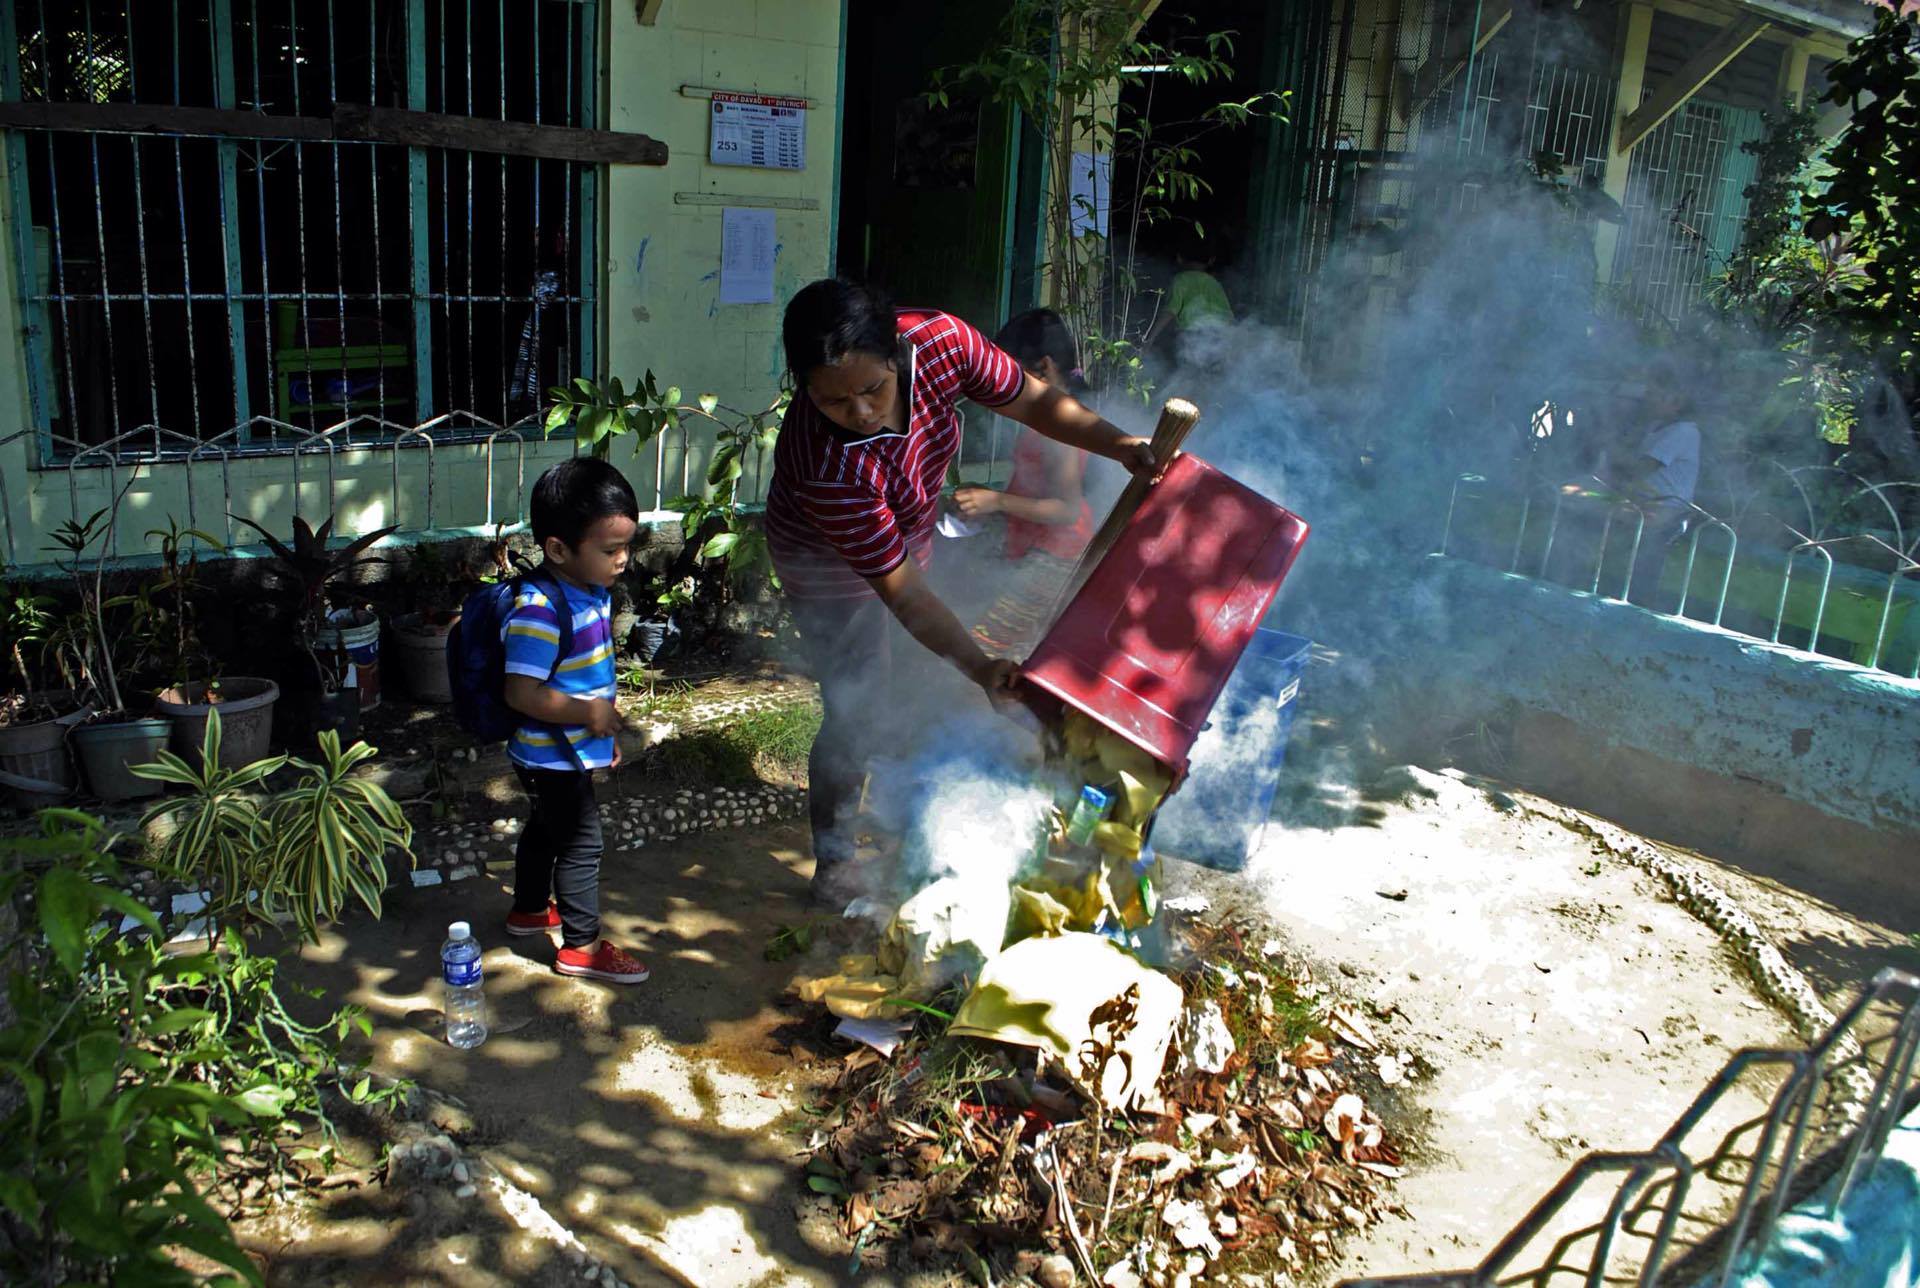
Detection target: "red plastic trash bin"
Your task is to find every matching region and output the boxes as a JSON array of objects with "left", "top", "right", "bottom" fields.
[{"left": 1016, "top": 452, "right": 1310, "bottom": 784}]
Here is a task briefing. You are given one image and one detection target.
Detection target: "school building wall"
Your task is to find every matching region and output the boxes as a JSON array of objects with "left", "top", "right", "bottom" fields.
[{"left": 0, "top": 0, "right": 845, "bottom": 569}]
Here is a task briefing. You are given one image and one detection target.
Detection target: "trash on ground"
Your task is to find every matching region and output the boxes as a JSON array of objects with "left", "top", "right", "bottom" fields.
[
  {"left": 948, "top": 932, "right": 1182, "bottom": 1112},
  {"left": 834, "top": 1015, "right": 916, "bottom": 1057}
]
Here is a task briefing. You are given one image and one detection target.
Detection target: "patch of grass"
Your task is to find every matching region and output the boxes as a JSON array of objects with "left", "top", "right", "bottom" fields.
[
  {"left": 623, "top": 676, "right": 697, "bottom": 720},
  {"left": 646, "top": 698, "right": 821, "bottom": 785},
  {"left": 728, "top": 701, "right": 822, "bottom": 770}
]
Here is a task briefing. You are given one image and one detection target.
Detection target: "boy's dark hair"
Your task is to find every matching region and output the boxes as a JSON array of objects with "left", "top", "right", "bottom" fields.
[
  {"left": 994, "top": 309, "right": 1087, "bottom": 394},
  {"left": 530, "top": 457, "right": 639, "bottom": 548},
  {"left": 782, "top": 278, "right": 898, "bottom": 384}
]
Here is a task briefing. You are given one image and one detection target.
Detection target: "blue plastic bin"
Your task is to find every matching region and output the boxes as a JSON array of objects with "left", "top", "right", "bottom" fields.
[{"left": 1148, "top": 628, "right": 1311, "bottom": 872}]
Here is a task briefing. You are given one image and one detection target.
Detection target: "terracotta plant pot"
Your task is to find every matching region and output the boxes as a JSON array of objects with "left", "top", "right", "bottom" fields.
[
  {"left": 390, "top": 612, "right": 458, "bottom": 703},
  {"left": 72, "top": 716, "right": 171, "bottom": 802},
  {"left": 154, "top": 677, "right": 280, "bottom": 771}
]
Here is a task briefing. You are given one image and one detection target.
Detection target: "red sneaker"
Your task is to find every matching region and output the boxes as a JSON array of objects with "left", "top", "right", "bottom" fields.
[
  {"left": 555, "top": 940, "right": 650, "bottom": 984},
  {"left": 504, "top": 902, "right": 561, "bottom": 937}
]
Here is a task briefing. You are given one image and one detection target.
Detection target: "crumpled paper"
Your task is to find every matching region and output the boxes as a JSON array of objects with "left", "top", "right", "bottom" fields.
[
  {"left": 949, "top": 932, "right": 1183, "bottom": 1111},
  {"left": 878, "top": 874, "right": 1010, "bottom": 998}
]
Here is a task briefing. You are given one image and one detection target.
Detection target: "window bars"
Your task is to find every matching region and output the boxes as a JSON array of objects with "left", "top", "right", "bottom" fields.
[{"left": 1, "top": 0, "right": 600, "bottom": 464}]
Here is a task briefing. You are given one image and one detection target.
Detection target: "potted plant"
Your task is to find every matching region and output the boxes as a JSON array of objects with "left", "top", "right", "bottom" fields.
[
  {"left": 232, "top": 513, "right": 398, "bottom": 746},
  {"left": 136, "top": 520, "right": 282, "bottom": 771},
  {"left": 43, "top": 508, "right": 172, "bottom": 803},
  {"left": 388, "top": 541, "right": 462, "bottom": 704},
  {"left": 135, "top": 707, "right": 414, "bottom": 943},
  {"left": 634, "top": 576, "right": 691, "bottom": 667},
  {"left": 0, "top": 581, "right": 91, "bottom": 807}
]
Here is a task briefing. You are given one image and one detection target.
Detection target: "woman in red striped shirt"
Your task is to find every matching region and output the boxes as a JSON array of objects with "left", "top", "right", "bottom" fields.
[{"left": 765, "top": 279, "right": 1156, "bottom": 903}]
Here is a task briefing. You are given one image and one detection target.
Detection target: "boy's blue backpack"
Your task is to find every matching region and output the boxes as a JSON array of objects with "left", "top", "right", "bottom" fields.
[{"left": 448, "top": 573, "right": 575, "bottom": 744}]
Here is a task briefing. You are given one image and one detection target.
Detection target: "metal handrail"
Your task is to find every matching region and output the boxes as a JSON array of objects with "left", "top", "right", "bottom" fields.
[{"left": 1341, "top": 969, "right": 1920, "bottom": 1288}]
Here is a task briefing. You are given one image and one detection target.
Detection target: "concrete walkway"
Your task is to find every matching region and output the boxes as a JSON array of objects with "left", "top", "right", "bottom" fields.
[{"left": 1185, "top": 764, "right": 1849, "bottom": 1283}]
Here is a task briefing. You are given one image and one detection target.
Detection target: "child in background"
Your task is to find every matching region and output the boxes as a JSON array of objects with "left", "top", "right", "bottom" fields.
[
  {"left": 500, "top": 458, "right": 649, "bottom": 984},
  {"left": 1146, "top": 232, "right": 1235, "bottom": 370},
  {"left": 953, "top": 309, "right": 1096, "bottom": 656}
]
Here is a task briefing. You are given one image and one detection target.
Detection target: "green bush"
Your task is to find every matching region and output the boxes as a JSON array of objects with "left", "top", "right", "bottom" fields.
[
  {"left": 0, "top": 810, "right": 383, "bottom": 1285},
  {"left": 136, "top": 709, "right": 414, "bottom": 943}
]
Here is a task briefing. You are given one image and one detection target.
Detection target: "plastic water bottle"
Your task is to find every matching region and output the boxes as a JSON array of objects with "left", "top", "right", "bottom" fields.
[
  {"left": 1066, "top": 784, "right": 1113, "bottom": 846},
  {"left": 441, "top": 921, "right": 487, "bottom": 1049}
]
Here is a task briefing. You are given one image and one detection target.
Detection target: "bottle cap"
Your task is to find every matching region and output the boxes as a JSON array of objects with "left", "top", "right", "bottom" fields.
[
  {"left": 448, "top": 921, "right": 471, "bottom": 939},
  {"left": 1079, "top": 784, "right": 1111, "bottom": 808}
]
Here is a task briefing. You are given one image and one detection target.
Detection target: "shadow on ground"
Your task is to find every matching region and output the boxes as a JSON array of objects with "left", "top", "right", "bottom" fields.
[{"left": 264, "top": 808, "right": 851, "bottom": 1288}]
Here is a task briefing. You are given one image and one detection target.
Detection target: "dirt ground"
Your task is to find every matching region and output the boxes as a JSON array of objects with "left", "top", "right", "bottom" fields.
[
  {"left": 1181, "top": 760, "right": 1915, "bottom": 1283},
  {"left": 261, "top": 806, "right": 850, "bottom": 1287},
  {"left": 231, "top": 693, "right": 1916, "bottom": 1286}
]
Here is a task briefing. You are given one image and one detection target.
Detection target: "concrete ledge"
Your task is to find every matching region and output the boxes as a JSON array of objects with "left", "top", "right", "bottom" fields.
[{"left": 1410, "top": 555, "right": 1920, "bottom": 838}]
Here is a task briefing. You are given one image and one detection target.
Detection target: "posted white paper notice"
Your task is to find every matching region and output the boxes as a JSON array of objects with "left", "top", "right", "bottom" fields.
[{"left": 720, "top": 207, "right": 776, "bottom": 305}]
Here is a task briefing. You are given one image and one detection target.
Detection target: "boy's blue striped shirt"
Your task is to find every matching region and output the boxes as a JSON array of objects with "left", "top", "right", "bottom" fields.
[{"left": 501, "top": 580, "right": 616, "bottom": 771}]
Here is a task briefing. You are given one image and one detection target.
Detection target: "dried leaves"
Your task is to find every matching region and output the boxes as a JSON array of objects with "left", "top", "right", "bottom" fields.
[{"left": 799, "top": 917, "right": 1414, "bottom": 1282}]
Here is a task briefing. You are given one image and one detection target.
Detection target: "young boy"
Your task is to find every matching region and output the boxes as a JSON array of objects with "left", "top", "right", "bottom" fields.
[{"left": 500, "top": 457, "right": 648, "bottom": 983}]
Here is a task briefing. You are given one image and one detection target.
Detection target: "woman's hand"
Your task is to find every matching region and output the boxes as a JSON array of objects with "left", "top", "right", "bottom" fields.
[
  {"left": 953, "top": 486, "right": 1001, "bottom": 518},
  {"left": 971, "top": 655, "right": 1022, "bottom": 710},
  {"left": 1112, "top": 435, "right": 1161, "bottom": 481}
]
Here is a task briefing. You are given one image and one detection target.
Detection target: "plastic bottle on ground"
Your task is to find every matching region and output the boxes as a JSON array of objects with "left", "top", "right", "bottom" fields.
[{"left": 442, "top": 920, "right": 488, "bottom": 1049}]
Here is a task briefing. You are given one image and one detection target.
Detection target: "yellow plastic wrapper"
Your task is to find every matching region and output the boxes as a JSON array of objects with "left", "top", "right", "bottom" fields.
[
  {"left": 1113, "top": 768, "right": 1171, "bottom": 828},
  {"left": 1008, "top": 884, "right": 1075, "bottom": 941},
  {"left": 1092, "top": 819, "right": 1143, "bottom": 861},
  {"left": 949, "top": 933, "right": 1185, "bottom": 1112},
  {"left": 793, "top": 954, "right": 904, "bottom": 1019}
]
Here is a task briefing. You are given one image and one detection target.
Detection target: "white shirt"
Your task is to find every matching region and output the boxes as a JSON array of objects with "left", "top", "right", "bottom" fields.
[
  {"left": 1601, "top": 420, "right": 1699, "bottom": 504},
  {"left": 1639, "top": 420, "right": 1700, "bottom": 503}
]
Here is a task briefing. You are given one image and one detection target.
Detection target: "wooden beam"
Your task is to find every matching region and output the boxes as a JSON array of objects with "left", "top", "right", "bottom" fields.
[
  {"left": 0, "top": 100, "right": 332, "bottom": 142},
  {"left": 1123, "top": 0, "right": 1165, "bottom": 47},
  {"left": 332, "top": 105, "right": 669, "bottom": 166},
  {"left": 1404, "top": 0, "right": 1516, "bottom": 116},
  {"left": 0, "top": 100, "right": 671, "bottom": 165},
  {"left": 1779, "top": 40, "right": 1812, "bottom": 107},
  {"left": 1596, "top": 2, "right": 1655, "bottom": 284},
  {"left": 1616, "top": 15, "right": 1771, "bottom": 152},
  {"left": 636, "top": 0, "right": 665, "bottom": 25}
]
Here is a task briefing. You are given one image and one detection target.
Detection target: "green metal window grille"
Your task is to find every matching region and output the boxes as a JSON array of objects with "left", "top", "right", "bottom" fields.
[{"left": 0, "top": 0, "right": 601, "bottom": 465}]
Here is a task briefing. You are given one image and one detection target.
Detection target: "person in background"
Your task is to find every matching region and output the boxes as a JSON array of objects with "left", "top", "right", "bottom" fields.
[
  {"left": 952, "top": 309, "right": 1096, "bottom": 657},
  {"left": 1597, "top": 371, "right": 1701, "bottom": 609},
  {"left": 1552, "top": 367, "right": 1701, "bottom": 606},
  {"left": 1146, "top": 231, "right": 1235, "bottom": 369},
  {"left": 763, "top": 279, "right": 1159, "bottom": 905}
]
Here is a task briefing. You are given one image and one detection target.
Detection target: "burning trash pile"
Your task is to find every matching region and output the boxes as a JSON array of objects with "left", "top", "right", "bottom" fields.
[{"left": 787, "top": 718, "right": 1411, "bottom": 1285}]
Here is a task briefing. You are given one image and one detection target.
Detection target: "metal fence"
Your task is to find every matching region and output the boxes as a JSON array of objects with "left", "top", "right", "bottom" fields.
[
  {"left": 0, "top": 402, "right": 794, "bottom": 568},
  {"left": 1439, "top": 474, "right": 1920, "bottom": 678},
  {"left": 1, "top": 0, "right": 599, "bottom": 461},
  {"left": 1342, "top": 968, "right": 1920, "bottom": 1288}
]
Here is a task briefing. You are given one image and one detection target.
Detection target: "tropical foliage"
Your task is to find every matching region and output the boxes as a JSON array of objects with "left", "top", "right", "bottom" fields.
[{"left": 135, "top": 709, "right": 413, "bottom": 943}]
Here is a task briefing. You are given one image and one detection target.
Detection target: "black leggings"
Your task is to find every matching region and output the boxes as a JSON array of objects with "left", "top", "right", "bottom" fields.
[{"left": 512, "top": 765, "right": 602, "bottom": 948}]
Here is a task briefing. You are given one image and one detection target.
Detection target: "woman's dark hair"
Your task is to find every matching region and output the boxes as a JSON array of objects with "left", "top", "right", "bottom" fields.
[
  {"left": 782, "top": 278, "right": 898, "bottom": 383},
  {"left": 994, "top": 308, "right": 1087, "bottom": 394},
  {"left": 530, "top": 457, "right": 639, "bottom": 549}
]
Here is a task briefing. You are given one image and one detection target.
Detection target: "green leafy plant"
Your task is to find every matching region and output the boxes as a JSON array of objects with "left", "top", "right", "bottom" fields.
[
  {"left": 135, "top": 709, "right": 412, "bottom": 944},
  {"left": 0, "top": 809, "right": 382, "bottom": 1285},
  {"left": 1803, "top": 8, "right": 1920, "bottom": 387},
  {"left": 931, "top": 1, "right": 1285, "bottom": 386},
  {"left": 0, "top": 583, "right": 58, "bottom": 721},
  {"left": 113, "top": 520, "right": 227, "bottom": 693},
  {"left": 257, "top": 729, "right": 413, "bottom": 943},
  {"left": 545, "top": 371, "right": 681, "bottom": 462},
  {"left": 655, "top": 575, "right": 696, "bottom": 615},
  {"left": 230, "top": 514, "right": 399, "bottom": 692},
  {"left": 663, "top": 387, "right": 792, "bottom": 589}
]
